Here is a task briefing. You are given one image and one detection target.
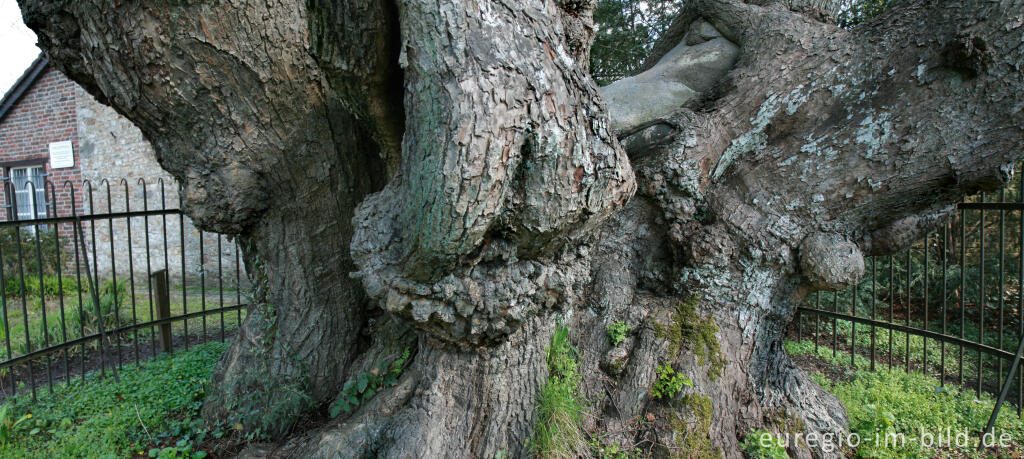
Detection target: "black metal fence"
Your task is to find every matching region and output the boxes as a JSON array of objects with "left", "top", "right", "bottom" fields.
[
  {"left": 792, "top": 168, "right": 1024, "bottom": 415},
  {"left": 0, "top": 178, "right": 248, "bottom": 400}
]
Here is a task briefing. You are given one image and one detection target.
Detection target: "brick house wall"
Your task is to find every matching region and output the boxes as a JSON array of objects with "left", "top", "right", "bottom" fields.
[{"left": 0, "top": 64, "right": 83, "bottom": 218}]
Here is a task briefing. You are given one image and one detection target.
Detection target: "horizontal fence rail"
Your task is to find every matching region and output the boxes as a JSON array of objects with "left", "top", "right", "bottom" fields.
[
  {"left": 0, "top": 177, "right": 250, "bottom": 400},
  {"left": 792, "top": 169, "right": 1024, "bottom": 416}
]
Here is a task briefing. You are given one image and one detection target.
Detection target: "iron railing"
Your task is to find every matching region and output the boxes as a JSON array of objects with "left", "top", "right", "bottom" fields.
[
  {"left": 0, "top": 178, "right": 249, "bottom": 400},
  {"left": 792, "top": 169, "right": 1024, "bottom": 415}
]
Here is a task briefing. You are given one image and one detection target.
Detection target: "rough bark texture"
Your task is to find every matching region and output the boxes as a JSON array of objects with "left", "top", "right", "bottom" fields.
[
  {"left": 18, "top": 0, "right": 389, "bottom": 435},
  {"left": 18, "top": 0, "right": 1024, "bottom": 457}
]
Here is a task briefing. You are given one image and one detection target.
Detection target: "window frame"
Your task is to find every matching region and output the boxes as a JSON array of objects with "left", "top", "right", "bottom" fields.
[{"left": 2, "top": 159, "right": 49, "bottom": 222}]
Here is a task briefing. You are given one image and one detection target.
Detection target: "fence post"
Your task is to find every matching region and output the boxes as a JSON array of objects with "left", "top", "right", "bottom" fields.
[{"left": 151, "top": 269, "right": 172, "bottom": 353}]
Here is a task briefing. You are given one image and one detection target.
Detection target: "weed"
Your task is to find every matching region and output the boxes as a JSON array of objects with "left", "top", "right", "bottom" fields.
[
  {"left": 330, "top": 347, "right": 412, "bottom": 417},
  {"left": 148, "top": 438, "right": 208, "bottom": 458},
  {"left": 741, "top": 429, "right": 788, "bottom": 459},
  {"left": 651, "top": 363, "right": 691, "bottom": 400},
  {"left": 589, "top": 437, "right": 643, "bottom": 458},
  {"left": 0, "top": 404, "right": 31, "bottom": 445},
  {"left": 606, "top": 321, "right": 630, "bottom": 347},
  {"left": 532, "top": 325, "right": 585, "bottom": 458}
]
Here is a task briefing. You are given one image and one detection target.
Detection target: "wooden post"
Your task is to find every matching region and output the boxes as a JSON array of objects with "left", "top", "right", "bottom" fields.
[{"left": 151, "top": 269, "right": 172, "bottom": 353}]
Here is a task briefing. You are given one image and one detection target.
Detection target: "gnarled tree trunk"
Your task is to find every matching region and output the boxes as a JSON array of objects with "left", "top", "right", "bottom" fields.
[{"left": 18, "top": 0, "right": 1024, "bottom": 457}]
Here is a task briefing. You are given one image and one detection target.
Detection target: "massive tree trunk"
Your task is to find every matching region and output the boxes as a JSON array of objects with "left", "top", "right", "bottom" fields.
[{"left": 18, "top": 0, "right": 1024, "bottom": 457}]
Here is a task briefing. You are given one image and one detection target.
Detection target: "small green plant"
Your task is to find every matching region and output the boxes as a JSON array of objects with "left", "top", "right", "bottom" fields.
[
  {"left": 0, "top": 404, "right": 31, "bottom": 445},
  {"left": 741, "top": 429, "right": 788, "bottom": 459},
  {"left": 589, "top": 438, "right": 642, "bottom": 458},
  {"left": 651, "top": 363, "right": 691, "bottom": 400},
  {"left": 330, "top": 347, "right": 412, "bottom": 417},
  {"left": 148, "top": 439, "right": 207, "bottom": 459},
  {"left": 532, "top": 325, "right": 585, "bottom": 458},
  {"left": 84, "top": 279, "right": 129, "bottom": 331},
  {"left": 606, "top": 321, "right": 630, "bottom": 347}
]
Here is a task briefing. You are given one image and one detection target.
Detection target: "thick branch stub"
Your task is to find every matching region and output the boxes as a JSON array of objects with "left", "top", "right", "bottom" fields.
[
  {"left": 601, "top": 18, "right": 738, "bottom": 137},
  {"left": 799, "top": 232, "right": 865, "bottom": 291}
]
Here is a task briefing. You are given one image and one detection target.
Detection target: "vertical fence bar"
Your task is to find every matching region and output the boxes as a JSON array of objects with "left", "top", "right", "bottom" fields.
[
  {"left": 942, "top": 220, "right": 949, "bottom": 386},
  {"left": 104, "top": 181, "right": 123, "bottom": 372},
  {"left": 49, "top": 183, "right": 70, "bottom": 384},
  {"left": 797, "top": 305, "right": 803, "bottom": 342},
  {"left": 961, "top": 201, "right": 967, "bottom": 386},
  {"left": 140, "top": 179, "right": 156, "bottom": 356},
  {"left": 152, "top": 269, "right": 172, "bottom": 354},
  {"left": 123, "top": 180, "right": 139, "bottom": 365},
  {"left": 218, "top": 234, "right": 225, "bottom": 343},
  {"left": 924, "top": 233, "right": 930, "bottom": 375},
  {"left": 68, "top": 183, "right": 87, "bottom": 385},
  {"left": 200, "top": 230, "right": 207, "bottom": 342},
  {"left": 890, "top": 255, "right": 895, "bottom": 370},
  {"left": 851, "top": 278, "right": 857, "bottom": 367},
  {"left": 88, "top": 183, "right": 98, "bottom": 307},
  {"left": 999, "top": 189, "right": 1007, "bottom": 393},
  {"left": 1018, "top": 169, "right": 1023, "bottom": 416},
  {"left": 179, "top": 191, "right": 188, "bottom": 350},
  {"left": 905, "top": 248, "right": 911, "bottom": 373},
  {"left": 870, "top": 257, "right": 877, "bottom": 371},
  {"left": 160, "top": 180, "right": 169, "bottom": 353},
  {"left": 980, "top": 193, "right": 987, "bottom": 396},
  {"left": 13, "top": 183, "right": 37, "bottom": 400},
  {"left": 30, "top": 183, "right": 53, "bottom": 393},
  {"left": 86, "top": 181, "right": 104, "bottom": 381},
  {"left": 814, "top": 292, "right": 820, "bottom": 353},
  {"left": 0, "top": 211, "right": 13, "bottom": 395},
  {"left": 235, "top": 242, "right": 241, "bottom": 324},
  {"left": 832, "top": 290, "right": 838, "bottom": 358}
]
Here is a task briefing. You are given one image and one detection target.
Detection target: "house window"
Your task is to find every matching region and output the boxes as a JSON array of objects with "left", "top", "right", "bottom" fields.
[{"left": 9, "top": 166, "right": 48, "bottom": 221}]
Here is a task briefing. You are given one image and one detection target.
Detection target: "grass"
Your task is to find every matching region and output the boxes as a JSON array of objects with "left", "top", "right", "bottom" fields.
[
  {"left": 791, "top": 317, "right": 1009, "bottom": 393},
  {"left": 0, "top": 284, "right": 246, "bottom": 361},
  {"left": 788, "top": 340, "right": 1024, "bottom": 458},
  {"left": 533, "top": 325, "right": 586, "bottom": 459},
  {"left": 0, "top": 341, "right": 227, "bottom": 458},
  {"left": 2, "top": 325, "right": 1018, "bottom": 459}
]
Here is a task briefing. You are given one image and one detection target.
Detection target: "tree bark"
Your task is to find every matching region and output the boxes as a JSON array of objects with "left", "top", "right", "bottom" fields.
[{"left": 18, "top": 0, "right": 1024, "bottom": 457}]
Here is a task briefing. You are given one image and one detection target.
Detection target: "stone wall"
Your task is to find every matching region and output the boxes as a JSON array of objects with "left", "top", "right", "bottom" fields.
[{"left": 75, "top": 86, "right": 246, "bottom": 286}]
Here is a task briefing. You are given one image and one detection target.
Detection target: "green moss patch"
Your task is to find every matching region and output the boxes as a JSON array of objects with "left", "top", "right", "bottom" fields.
[
  {"left": 670, "top": 393, "right": 721, "bottom": 458},
  {"left": 656, "top": 297, "right": 725, "bottom": 380}
]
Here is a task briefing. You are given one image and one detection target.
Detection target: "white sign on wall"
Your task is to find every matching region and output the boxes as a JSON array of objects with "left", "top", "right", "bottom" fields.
[{"left": 48, "top": 141, "right": 74, "bottom": 169}]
